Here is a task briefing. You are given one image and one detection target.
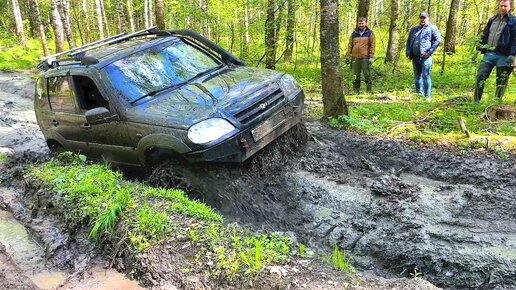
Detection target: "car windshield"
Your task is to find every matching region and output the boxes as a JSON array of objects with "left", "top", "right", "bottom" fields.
[{"left": 104, "top": 39, "right": 220, "bottom": 103}]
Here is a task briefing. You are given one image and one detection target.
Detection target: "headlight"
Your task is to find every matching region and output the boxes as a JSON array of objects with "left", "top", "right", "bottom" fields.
[
  {"left": 278, "top": 74, "right": 301, "bottom": 99},
  {"left": 188, "top": 118, "right": 237, "bottom": 145}
]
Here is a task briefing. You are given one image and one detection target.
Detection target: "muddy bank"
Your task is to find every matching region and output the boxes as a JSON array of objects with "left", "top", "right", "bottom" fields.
[{"left": 150, "top": 118, "right": 516, "bottom": 289}]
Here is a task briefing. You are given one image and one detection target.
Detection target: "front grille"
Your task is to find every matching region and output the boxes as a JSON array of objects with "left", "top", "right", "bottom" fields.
[{"left": 233, "top": 87, "right": 285, "bottom": 124}]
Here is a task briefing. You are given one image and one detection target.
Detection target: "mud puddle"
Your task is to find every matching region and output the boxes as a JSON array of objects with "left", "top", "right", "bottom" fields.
[{"left": 0, "top": 208, "right": 68, "bottom": 289}]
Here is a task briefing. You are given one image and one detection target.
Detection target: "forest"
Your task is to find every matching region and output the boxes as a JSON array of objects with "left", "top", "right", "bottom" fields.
[{"left": 1, "top": 0, "right": 515, "bottom": 155}]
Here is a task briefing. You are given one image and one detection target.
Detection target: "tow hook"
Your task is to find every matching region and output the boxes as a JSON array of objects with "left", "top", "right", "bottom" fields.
[{"left": 240, "top": 138, "right": 249, "bottom": 149}]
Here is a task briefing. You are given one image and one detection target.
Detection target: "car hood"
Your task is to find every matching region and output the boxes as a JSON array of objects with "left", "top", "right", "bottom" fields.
[{"left": 125, "top": 66, "right": 283, "bottom": 129}]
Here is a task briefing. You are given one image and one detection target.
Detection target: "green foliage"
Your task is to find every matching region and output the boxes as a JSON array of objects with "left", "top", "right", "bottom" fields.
[
  {"left": 0, "top": 37, "right": 55, "bottom": 72},
  {"left": 298, "top": 243, "right": 314, "bottom": 258},
  {"left": 325, "top": 244, "right": 355, "bottom": 273},
  {"left": 410, "top": 269, "right": 421, "bottom": 279},
  {"left": 29, "top": 153, "right": 295, "bottom": 281}
]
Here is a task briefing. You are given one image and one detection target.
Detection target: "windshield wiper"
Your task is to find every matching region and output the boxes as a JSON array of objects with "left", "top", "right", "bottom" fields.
[
  {"left": 129, "top": 81, "right": 188, "bottom": 105},
  {"left": 192, "top": 64, "right": 225, "bottom": 79}
]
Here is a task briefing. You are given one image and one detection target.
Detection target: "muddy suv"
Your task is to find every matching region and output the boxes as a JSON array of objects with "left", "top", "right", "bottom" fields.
[{"left": 34, "top": 28, "right": 304, "bottom": 166}]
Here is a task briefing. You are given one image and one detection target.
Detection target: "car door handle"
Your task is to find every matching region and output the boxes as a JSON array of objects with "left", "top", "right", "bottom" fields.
[
  {"left": 51, "top": 120, "right": 59, "bottom": 126},
  {"left": 81, "top": 123, "right": 91, "bottom": 130}
]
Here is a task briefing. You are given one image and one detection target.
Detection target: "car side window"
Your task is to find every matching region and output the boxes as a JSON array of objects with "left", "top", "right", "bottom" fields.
[
  {"left": 72, "top": 75, "right": 110, "bottom": 111},
  {"left": 48, "top": 76, "right": 76, "bottom": 113},
  {"left": 36, "top": 78, "right": 50, "bottom": 110}
]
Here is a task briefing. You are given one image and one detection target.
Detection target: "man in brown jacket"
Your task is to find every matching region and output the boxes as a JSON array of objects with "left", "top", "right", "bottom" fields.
[{"left": 348, "top": 17, "right": 375, "bottom": 94}]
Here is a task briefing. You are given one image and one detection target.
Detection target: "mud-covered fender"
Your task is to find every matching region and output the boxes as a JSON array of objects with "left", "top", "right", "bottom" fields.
[{"left": 136, "top": 133, "right": 192, "bottom": 164}]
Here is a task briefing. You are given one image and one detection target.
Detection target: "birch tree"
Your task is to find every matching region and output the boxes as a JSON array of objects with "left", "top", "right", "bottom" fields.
[
  {"left": 32, "top": 0, "right": 49, "bottom": 56},
  {"left": 50, "top": 0, "right": 65, "bottom": 52},
  {"left": 82, "top": 0, "right": 91, "bottom": 43},
  {"left": 11, "top": 0, "right": 26, "bottom": 46}
]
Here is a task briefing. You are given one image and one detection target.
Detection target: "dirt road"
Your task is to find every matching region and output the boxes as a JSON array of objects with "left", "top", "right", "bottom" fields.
[{"left": 1, "top": 71, "right": 515, "bottom": 288}]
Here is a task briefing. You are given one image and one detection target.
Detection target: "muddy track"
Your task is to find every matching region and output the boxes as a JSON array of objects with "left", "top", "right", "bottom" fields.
[
  {"left": 149, "top": 120, "right": 516, "bottom": 289},
  {"left": 1, "top": 71, "right": 515, "bottom": 289}
]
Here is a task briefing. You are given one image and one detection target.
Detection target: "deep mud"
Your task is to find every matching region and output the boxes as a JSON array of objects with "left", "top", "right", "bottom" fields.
[
  {"left": 150, "top": 118, "right": 516, "bottom": 288},
  {"left": 1, "top": 71, "right": 515, "bottom": 289}
]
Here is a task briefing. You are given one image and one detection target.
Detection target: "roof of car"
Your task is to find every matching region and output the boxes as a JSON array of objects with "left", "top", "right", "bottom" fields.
[
  {"left": 86, "top": 36, "right": 169, "bottom": 62},
  {"left": 41, "top": 35, "right": 179, "bottom": 74}
]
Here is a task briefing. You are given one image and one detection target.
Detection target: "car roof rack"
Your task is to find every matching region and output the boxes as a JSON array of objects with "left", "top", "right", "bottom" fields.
[{"left": 37, "top": 26, "right": 158, "bottom": 70}]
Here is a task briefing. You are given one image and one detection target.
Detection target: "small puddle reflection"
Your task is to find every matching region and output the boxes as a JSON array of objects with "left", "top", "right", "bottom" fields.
[
  {"left": 0, "top": 209, "right": 68, "bottom": 289},
  {"left": 60, "top": 266, "right": 143, "bottom": 290}
]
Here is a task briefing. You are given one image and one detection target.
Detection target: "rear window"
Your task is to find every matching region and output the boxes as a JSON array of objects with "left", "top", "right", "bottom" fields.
[
  {"left": 104, "top": 39, "right": 220, "bottom": 103},
  {"left": 48, "top": 76, "right": 76, "bottom": 113}
]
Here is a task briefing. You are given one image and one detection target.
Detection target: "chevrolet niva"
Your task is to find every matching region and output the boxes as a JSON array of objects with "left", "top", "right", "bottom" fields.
[{"left": 34, "top": 28, "right": 304, "bottom": 167}]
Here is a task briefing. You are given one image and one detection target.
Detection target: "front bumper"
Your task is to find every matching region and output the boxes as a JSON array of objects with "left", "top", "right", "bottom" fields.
[{"left": 186, "top": 90, "right": 304, "bottom": 163}]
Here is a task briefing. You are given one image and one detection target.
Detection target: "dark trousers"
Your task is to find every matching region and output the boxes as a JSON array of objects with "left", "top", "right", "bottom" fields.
[
  {"left": 352, "top": 58, "right": 372, "bottom": 92},
  {"left": 474, "top": 53, "right": 512, "bottom": 101}
]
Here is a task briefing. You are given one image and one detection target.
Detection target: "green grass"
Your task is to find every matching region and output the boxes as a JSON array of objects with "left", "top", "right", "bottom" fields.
[
  {"left": 325, "top": 244, "right": 355, "bottom": 273},
  {"left": 276, "top": 44, "right": 516, "bottom": 155},
  {"left": 28, "top": 152, "right": 296, "bottom": 280},
  {"left": 0, "top": 37, "right": 56, "bottom": 72}
]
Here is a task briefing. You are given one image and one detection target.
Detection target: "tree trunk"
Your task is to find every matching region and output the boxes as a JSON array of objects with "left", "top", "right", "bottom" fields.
[
  {"left": 82, "top": 0, "right": 91, "bottom": 43},
  {"left": 284, "top": 0, "right": 295, "bottom": 63},
  {"left": 444, "top": 0, "right": 459, "bottom": 53},
  {"left": 385, "top": 0, "right": 398, "bottom": 63},
  {"left": 127, "top": 0, "right": 135, "bottom": 32},
  {"left": 58, "top": 0, "right": 75, "bottom": 48},
  {"left": 95, "top": 0, "right": 104, "bottom": 39},
  {"left": 155, "top": 0, "right": 164, "bottom": 30},
  {"left": 50, "top": 0, "right": 65, "bottom": 52},
  {"left": 11, "top": 0, "right": 26, "bottom": 46},
  {"left": 100, "top": 0, "right": 109, "bottom": 36},
  {"left": 243, "top": 1, "right": 250, "bottom": 57},
  {"left": 144, "top": 0, "right": 149, "bottom": 27},
  {"left": 115, "top": 0, "right": 127, "bottom": 33},
  {"left": 265, "top": 0, "right": 277, "bottom": 69},
  {"left": 320, "top": 0, "right": 348, "bottom": 117},
  {"left": 31, "top": 0, "right": 48, "bottom": 56},
  {"left": 357, "top": 0, "right": 371, "bottom": 22},
  {"left": 148, "top": 0, "right": 153, "bottom": 27}
]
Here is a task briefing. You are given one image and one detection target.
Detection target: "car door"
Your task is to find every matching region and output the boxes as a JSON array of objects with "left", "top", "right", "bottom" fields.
[
  {"left": 70, "top": 74, "right": 138, "bottom": 165},
  {"left": 47, "top": 75, "right": 89, "bottom": 153}
]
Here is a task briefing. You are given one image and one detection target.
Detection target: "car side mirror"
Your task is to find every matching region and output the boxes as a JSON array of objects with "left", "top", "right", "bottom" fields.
[{"left": 85, "top": 107, "right": 118, "bottom": 125}]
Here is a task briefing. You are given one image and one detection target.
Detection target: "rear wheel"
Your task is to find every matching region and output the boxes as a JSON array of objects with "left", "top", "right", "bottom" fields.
[{"left": 47, "top": 140, "right": 65, "bottom": 157}]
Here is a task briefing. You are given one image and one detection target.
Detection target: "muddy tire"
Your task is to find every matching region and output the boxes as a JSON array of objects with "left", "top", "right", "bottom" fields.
[
  {"left": 48, "top": 142, "right": 65, "bottom": 158},
  {"left": 146, "top": 161, "right": 193, "bottom": 192}
]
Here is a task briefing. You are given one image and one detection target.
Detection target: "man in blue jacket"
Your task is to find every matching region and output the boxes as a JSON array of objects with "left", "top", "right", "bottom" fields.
[
  {"left": 406, "top": 12, "right": 441, "bottom": 101},
  {"left": 474, "top": 0, "right": 515, "bottom": 102}
]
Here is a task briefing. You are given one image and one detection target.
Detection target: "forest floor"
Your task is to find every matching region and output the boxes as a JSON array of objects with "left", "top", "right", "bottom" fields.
[{"left": 0, "top": 71, "right": 515, "bottom": 289}]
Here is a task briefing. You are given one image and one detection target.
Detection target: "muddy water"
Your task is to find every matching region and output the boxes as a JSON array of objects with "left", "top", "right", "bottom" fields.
[{"left": 0, "top": 209, "right": 68, "bottom": 289}]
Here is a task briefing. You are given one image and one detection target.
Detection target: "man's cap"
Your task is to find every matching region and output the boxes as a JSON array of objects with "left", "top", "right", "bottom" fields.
[{"left": 419, "top": 12, "right": 429, "bottom": 18}]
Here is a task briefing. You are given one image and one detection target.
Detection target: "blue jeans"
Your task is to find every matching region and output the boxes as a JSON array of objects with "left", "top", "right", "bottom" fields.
[{"left": 412, "top": 56, "right": 433, "bottom": 97}]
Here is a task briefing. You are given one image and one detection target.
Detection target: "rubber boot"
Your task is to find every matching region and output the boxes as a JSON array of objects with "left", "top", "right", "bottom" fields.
[
  {"left": 495, "top": 85, "right": 507, "bottom": 100},
  {"left": 474, "top": 81, "right": 484, "bottom": 102},
  {"left": 353, "top": 79, "right": 360, "bottom": 94},
  {"left": 366, "top": 82, "right": 372, "bottom": 94}
]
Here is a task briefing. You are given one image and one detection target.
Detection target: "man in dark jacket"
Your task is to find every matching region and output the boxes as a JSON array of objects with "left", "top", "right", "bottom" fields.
[
  {"left": 406, "top": 12, "right": 441, "bottom": 101},
  {"left": 474, "top": 0, "right": 515, "bottom": 101},
  {"left": 348, "top": 17, "right": 375, "bottom": 94}
]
